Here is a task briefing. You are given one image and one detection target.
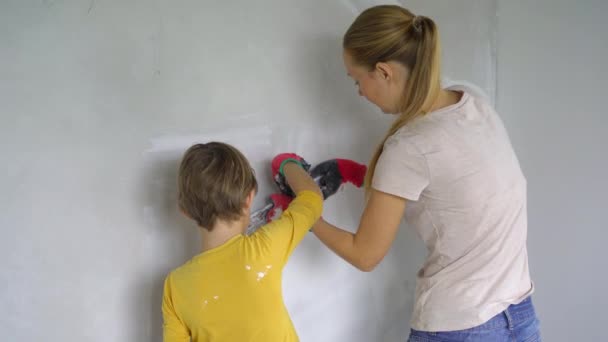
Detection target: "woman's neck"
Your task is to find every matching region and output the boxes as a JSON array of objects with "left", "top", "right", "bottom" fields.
[{"left": 430, "top": 89, "right": 462, "bottom": 112}]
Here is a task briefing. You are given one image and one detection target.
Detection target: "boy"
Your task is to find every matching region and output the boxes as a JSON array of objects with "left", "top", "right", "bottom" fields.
[{"left": 162, "top": 142, "right": 323, "bottom": 341}]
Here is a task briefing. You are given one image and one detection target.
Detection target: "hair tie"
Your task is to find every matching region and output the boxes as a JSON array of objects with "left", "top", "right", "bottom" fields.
[{"left": 411, "top": 16, "right": 423, "bottom": 33}]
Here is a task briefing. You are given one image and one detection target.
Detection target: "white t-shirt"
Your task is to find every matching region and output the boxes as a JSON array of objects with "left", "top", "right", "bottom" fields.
[{"left": 372, "top": 88, "right": 534, "bottom": 332}]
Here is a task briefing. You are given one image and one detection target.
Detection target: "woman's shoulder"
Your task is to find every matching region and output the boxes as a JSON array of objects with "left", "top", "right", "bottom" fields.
[
  {"left": 442, "top": 79, "right": 492, "bottom": 103},
  {"left": 384, "top": 127, "right": 427, "bottom": 156},
  {"left": 444, "top": 82, "right": 497, "bottom": 116},
  {"left": 389, "top": 114, "right": 442, "bottom": 151}
]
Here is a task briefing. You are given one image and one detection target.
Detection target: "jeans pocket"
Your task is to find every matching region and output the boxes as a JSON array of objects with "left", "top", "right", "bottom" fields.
[
  {"left": 408, "top": 335, "right": 442, "bottom": 342},
  {"left": 522, "top": 330, "right": 541, "bottom": 342},
  {"left": 518, "top": 317, "right": 541, "bottom": 342},
  {"left": 408, "top": 330, "right": 443, "bottom": 342}
]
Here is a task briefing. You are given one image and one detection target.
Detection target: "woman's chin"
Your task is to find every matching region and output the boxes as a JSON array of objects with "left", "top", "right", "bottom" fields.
[{"left": 381, "top": 108, "right": 399, "bottom": 115}]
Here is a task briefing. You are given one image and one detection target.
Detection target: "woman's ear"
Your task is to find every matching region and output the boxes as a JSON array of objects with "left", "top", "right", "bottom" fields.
[{"left": 375, "top": 62, "right": 393, "bottom": 81}]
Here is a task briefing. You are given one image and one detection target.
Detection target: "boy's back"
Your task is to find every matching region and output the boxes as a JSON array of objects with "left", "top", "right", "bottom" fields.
[{"left": 163, "top": 190, "right": 322, "bottom": 342}]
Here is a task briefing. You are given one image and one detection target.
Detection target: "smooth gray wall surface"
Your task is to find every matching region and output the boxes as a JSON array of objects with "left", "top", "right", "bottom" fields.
[
  {"left": 1, "top": 1, "right": 502, "bottom": 341},
  {"left": 497, "top": 1, "right": 608, "bottom": 341}
]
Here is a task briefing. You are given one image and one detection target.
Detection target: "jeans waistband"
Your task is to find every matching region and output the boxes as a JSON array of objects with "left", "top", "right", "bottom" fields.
[{"left": 504, "top": 296, "right": 536, "bottom": 327}]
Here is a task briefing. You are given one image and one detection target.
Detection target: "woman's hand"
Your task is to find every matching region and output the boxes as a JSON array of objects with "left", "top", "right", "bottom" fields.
[{"left": 309, "top": 159, "right": 367, "bottom": 199}]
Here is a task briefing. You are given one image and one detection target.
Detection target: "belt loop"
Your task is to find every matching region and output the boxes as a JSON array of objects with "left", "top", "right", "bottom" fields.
[{"left": 503, "top": 307, "right": 514, "bottom": 331}]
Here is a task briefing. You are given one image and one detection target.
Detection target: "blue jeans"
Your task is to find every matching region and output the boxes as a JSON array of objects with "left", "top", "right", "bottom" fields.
[{"left": 408, "top": 297, "right": 541, "bottom": 342}]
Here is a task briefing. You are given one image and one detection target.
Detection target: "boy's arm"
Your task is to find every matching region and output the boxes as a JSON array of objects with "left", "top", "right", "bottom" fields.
[
  {"left": 257, "top": 160, "right": 323, "bottom": 262},
  {"left": 283, "top": 162, "right": 323, "bottom": 198},
  {"left": 162, "top": 275, "right": 190, "bottom": 342}
]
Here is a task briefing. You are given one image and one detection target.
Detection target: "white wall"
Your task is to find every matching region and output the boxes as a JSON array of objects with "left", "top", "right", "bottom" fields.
[
  {"left": 496, "top": 1, "right": 608, "bottom": 340},
  {"left": 0, "top": 1, "right": 496, "bottom": 341}
]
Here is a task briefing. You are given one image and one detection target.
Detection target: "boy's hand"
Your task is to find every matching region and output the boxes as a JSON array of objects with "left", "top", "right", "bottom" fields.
[
  {"left": 309, "top": 159, "right": 367, "bottom": 199},
  {"left": 271, "top": 153, "right": 309, "bottom": 177},
  {"left": 271, "top": 153, "right": 311, "bottom": 197}
]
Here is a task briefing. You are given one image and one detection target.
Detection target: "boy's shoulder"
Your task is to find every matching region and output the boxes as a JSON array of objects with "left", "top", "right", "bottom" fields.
[
  {"left": 166, "top": 236, "right": 262, "bottom": 278},
  {"left": 166, "top": 254, "right": 203, "bottom": 281}
]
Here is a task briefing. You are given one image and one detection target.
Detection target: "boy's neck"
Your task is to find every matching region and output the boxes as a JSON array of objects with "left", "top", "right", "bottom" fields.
[{"left": 200, "top": 218, "right": 247, "bottom": 252}]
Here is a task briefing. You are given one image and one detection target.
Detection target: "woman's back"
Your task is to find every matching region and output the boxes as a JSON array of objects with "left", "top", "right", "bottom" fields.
[{"left": 372, "top": 88, "right": 533, "bottom": 331}]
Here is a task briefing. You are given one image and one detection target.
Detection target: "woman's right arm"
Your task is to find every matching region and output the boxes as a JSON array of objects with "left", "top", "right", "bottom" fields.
[{"left": 312, "top": 188, "right": 406, "bottom": 271}]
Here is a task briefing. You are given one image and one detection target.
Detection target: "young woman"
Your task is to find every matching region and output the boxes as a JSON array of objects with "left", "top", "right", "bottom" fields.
[{"left": 311, "top": 5, "right": 540, "bottom": 342}]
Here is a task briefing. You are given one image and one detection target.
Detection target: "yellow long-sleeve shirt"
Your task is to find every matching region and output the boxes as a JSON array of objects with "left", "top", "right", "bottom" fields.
[{"left": 162, "top": 190, "right": 323, "bottom": 342}]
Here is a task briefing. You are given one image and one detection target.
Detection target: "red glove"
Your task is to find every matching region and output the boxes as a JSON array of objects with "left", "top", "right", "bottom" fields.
[
  {"left": 271, "top": 153, "right": 307, "bottom": 178},
  {"left": 265, "top": 193, "right": 293, "bottom": 221},
  {"left": 270, "top": 153, "right": 311, "bottom": 197},
  {"left": 336, "top": 159, "right": 367, "bottom": 187},
  {"left": 309, "top": 159, "right": 367, "bottom": 199}
]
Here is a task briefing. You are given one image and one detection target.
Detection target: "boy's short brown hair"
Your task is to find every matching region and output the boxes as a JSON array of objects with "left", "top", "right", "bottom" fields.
[{"left": 177, "top": 142, "right": 258, "bottom": 230}]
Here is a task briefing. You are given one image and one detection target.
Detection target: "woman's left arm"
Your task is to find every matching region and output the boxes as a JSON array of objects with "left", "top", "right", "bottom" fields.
[{"left": 311, "top": 188, "right": 406, "bottom": 271}]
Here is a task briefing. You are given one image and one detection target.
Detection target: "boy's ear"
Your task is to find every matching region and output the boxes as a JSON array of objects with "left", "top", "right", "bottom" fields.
[
  {"left": 244, "top": 189, "right": 255, "bottom": 209},
  {"left": 179, "top": 206, "right": 192, "bottom": 220}
]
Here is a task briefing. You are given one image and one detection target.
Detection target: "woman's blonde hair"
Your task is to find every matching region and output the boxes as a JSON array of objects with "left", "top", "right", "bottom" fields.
[{"left": 343, "top": 5, "right": 442, "bottom": 193}]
